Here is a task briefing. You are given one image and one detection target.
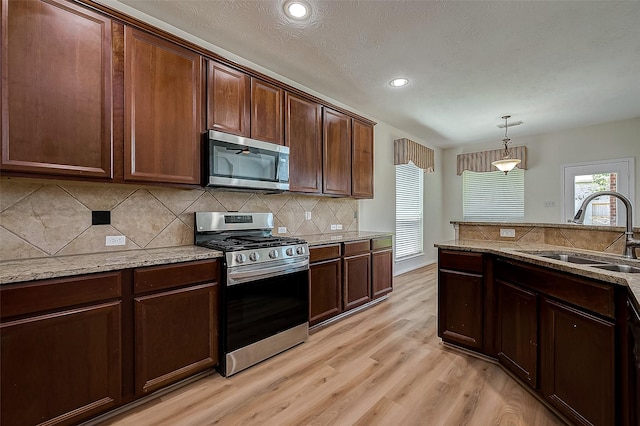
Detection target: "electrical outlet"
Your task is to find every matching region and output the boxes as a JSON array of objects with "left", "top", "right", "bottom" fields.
[
  {"left": 544, "top": 201, "right": 556, "bottom": 207},
  {"left": 106, "top": 235, "right": 126, "bottom": 246},
  {"left": 305, "top": 211, "right": 312, "bottom": 220},
  {"left": 330, "top": 224, "right": 337, "bottom": 231},
  {"left": 336, "top": 224, "right": 343, "bottom": 230},
  {"left": 499, "top": 228, "right": 516, "bottom": 238},
  {"left": 278, "top": 226, "right": 287, "bottom": 234}
]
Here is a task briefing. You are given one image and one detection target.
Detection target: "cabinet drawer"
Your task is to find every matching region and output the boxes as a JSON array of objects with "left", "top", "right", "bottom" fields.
[
  {"left": 134, "top": 260, "right": 218, "bottom": 295},
  {"left": 343, "top": 240, "right": 371, "bottom": 257},
  {"left": 310, "top": 244, "right": 341, "bottom": 263},
  {"left": 496, "top": 258, "right": 615, "bottom": 318},
  {"left": 439, "top": 250, "right": 483, "bottom": 274},
  {"left": 1, "top": 272, "right": 121, "bottom": 319},
  {"left": 371, "top": 236, "right": 392, "bottom": 251}
]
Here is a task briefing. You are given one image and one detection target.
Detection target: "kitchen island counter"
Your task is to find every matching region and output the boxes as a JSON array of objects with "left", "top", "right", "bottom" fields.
[{"left": 435, "top": 239, "right": 640, "bottom": 308}]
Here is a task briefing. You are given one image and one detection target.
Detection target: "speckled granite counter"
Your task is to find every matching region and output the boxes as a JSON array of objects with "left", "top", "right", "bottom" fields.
[
  {"left": 435, "top": 239, "right": 640, "bottom": 308},
  {"left": 0, "top": 232, "right": 392, "bottom": 285},
  {"left": 0, "top": 246, "right": 223, "bottom": 285},
  {"left": 301, "top": 231, "right": 393, "bottom": 246}
]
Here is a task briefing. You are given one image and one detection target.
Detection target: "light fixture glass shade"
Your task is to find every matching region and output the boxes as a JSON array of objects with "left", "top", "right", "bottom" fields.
[{"left": 492, "top": 158, "right": 521, "bottom": 174}]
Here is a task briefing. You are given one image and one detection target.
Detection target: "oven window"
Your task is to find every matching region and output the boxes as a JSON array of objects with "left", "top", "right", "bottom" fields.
[
  {"left": 211, "top": 141, "right": 279, "bottom": 181},
  {"left": 224, "top": 270, "right": 308, "bottom": 352}
]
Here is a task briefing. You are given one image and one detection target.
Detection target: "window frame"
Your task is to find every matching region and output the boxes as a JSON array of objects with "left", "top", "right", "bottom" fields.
[
  {"left": 561, "top": 157, "right": 635, "bottom": 225},
  {"left": 395, "top": 162, "right": 423, "bottom": 260},
  {"left": 462, "top": 169, "right": 525, "bottom": 222}
]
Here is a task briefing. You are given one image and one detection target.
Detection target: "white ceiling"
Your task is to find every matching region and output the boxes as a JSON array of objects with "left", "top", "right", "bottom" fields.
[{"left": 112, "top": 0, "right": 640, "bottom": 148}]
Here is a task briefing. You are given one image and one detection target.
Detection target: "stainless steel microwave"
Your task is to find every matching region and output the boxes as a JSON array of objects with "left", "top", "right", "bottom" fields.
[{"left": 205, "top": 130, "right": 290, "bottom": 191}]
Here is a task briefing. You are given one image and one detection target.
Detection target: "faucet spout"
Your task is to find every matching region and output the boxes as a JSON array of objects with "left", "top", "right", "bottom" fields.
[{"left": 570, "top": 191, "right": 638, "bottom": 259}]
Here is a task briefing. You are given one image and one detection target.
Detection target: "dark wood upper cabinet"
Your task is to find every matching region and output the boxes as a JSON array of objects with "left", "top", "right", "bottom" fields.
[
  {"left": 124, "top": 27, "right": 204, "bottom": 185},
  {"left": 251, "top": 78, "right": 284, "bottom": 145},
  {"left": 206, "top": 61, "right": 250, "bottom": 137},
  {"left": 285, "top": 92, "right": 322, "bottom": 193},
  {"left": 207, "top": 61, "right": 283, "bottom": 145},
  {"left": 1, "top": 0, "right": 113, "bottom": 178},
  {"left": 323, "top": 108, "right": 352, "bottom": 196},
  {"left": 351, "top": 119, "right": 374, "bottom": 198}
]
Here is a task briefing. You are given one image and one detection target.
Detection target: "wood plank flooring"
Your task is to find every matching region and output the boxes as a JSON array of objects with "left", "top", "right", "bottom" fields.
[{"left": 104, "top": 264, "right": 564, "bottom": 426}]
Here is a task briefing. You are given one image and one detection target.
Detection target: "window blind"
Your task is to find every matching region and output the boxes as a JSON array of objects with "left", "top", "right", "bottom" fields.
[
  {"left": 463, "top": 169, "right": 524, "bottom": 221},
  {"left": 396, "top": 163, "right": 423, "bottom": 259}
]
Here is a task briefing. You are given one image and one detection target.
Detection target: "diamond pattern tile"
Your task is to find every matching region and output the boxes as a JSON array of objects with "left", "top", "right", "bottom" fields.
[
  {"left": 111, "top": 190, "right": 175, "bottom": 247},
  {"left": 62, "top": 183, "right": 135, "bottom": 211},
  {"left": 0, "top": 185, "right": 91, "bottom": 255}
]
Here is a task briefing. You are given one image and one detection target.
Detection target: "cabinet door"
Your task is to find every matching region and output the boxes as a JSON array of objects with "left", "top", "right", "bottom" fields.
[
  {"left": 541, "top": 298, "right": 615, "bottom": 426},
  {"left": 496, "top": 280, "right": 538, "bottom": 388},
  {"left": 134, "top": 283, "right": 218, "bottom": 396},
  {"left": 285, "top": 92, "right": 322, "bottom": 193},
  {"left": 125, "top": 27, "right": 203, "bottom": 184},
  {"left": 309, "top": 258, "right": 342, "bottom": 326},
  {"left": 1, "top": 302, "right": 121, "bottom": 426},
  {"left": 206, "top": 61, "right": 250, "bottom": 137},
  {"left": 323, "top": 108, "right": 352, "bottom": 196},
  {"left": 343, "top": 253, "right": 371, "bottom": 311},
  {"left": 438, "top": 270, "right": 483, "bottom": 350},
  {"left": 1, "top": 0, "right": 113, "bottom": 178},
  {"left": 251, "top": 78, "right": 284, "bottom": 145},
  {"left": 372, "top": 249, "right": 393, "bottom": 299},
  {"left": 351, "top": 119, "right": 374, "bottom": 198}
]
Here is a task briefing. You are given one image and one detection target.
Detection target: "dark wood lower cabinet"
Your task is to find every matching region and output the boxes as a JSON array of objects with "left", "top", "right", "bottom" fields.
[
  {"left": 309, "top": 258, "right": 342, "bottom": 326},
  {"left": 371, "top": 237, "right": 393, "bottom": 299},
  {"left": 541, "top": 297, "right": 615, "bottom": 426},
  {"left": 1, "top": 301, "right": 122, "bottom": 426},
  {"left": 343, "top": 251, "right": 371, "bottom": 311},
  {"left": 134, "top": 282, "right": 218, "bottom": 396},
  {"left": 496, "top": 280, "right": 538, "bottom": 388},
  {"left": 438, "top": 269, "right": 484, "bottom": 350}
]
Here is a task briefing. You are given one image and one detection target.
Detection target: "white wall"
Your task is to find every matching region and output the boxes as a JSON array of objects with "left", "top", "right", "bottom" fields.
[
  {"left": 359, "top": 122, "right": 445, "bottom": 275},
  {"left": 442, "top": 117, "right": 640, "bottom": 240}
]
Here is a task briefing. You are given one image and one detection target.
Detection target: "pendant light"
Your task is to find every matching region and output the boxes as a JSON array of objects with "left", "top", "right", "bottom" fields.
[{"left": 492, "top": 115, "right": 521, "bottom": 175}]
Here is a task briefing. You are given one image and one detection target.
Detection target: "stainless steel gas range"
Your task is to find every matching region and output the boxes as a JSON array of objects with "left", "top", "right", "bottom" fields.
[{"left": 194, "top": 211, "right": 309, "bottom": 376}]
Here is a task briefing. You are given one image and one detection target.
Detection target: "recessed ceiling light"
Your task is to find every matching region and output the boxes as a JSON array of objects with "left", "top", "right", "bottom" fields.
[
  {"left": 284, "top": 1, "right": 310, "bottom": 20},
  {"left": 389, "top": 78, "right": 409, "bottom": 87}
]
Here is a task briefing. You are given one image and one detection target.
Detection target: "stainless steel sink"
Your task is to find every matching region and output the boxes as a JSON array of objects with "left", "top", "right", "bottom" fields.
[
  {"left": 591, "top": 264, "right": 640, "bottom": 274},
  {"left": 538, "top": 254, "right": 608, "bottom": 265}
]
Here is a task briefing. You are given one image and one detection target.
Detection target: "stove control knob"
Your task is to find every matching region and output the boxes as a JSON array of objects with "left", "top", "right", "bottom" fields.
[
  {"left": 286, "top": 247, "right": 294, "bottom": 256},
  {"left": 236, "top": 253, "right": 246, "bottom": 264},
  {"left": 269, "top": 249, "right": 279, "bottom": 259},
  {"left": 249, "top": 252, "right": 259, "bottom": 262},
  {"left": 296, "top": 246, "right": 306, "bottom": 255}
]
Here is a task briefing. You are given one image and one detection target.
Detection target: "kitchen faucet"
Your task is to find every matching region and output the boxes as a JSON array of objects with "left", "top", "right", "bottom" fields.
[{"left": 570, "top": 191, "right": 640, "bottom": 259}]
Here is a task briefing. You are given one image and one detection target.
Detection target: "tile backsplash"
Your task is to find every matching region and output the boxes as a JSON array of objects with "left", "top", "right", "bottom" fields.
[{"left": 0, "top": 177, "right": 358, "bottom": 261}]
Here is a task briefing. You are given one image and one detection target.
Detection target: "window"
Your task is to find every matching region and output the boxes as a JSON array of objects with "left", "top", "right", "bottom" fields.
[
  {"left": 563, "top": 158, "right": 635, "bottom": 225},
  {"left": 463, "top": 169, "right": 525, "bottom": 221},
  {"left": 395, "top": 162, "right": 423, "bottom": 259}
]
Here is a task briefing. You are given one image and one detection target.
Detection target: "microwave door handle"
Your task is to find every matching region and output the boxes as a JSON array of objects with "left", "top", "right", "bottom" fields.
[{"left": 227, "top": 259, "right": 309, "bottom": 286}]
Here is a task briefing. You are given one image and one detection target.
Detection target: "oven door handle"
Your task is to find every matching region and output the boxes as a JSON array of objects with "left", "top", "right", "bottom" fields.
[{"left": 227, "top": 259, "right": 309, "bottom": 286}]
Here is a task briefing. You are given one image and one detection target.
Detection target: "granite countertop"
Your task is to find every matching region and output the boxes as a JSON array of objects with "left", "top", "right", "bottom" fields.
[
  {"left": 0, "top": 231, "right": 392, "bottom": 285},
  {"left": 435, "top": 239, "right": 640, "bottom": 308},
  {"left": 301, "top": 231, "right": 393, "bottom": 246},
  {"left": 450, "top": 221, "right": 640, "bottom": 233},
  {"left": 0, "top": 246, "right": 223, "bottom": 285}
]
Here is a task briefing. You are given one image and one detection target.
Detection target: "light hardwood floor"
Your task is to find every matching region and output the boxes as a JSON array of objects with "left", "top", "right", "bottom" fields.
[{"left": 104, "top": 264, "right": 564, "bottom": 426}]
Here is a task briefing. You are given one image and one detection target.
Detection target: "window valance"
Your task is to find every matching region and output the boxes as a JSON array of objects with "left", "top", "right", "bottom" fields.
[
  {"left": 456, "top": 145, "right": 527, "bottom": 175},
  {"left": 393, "top": 138, "right": 435, "bottom": 172}
]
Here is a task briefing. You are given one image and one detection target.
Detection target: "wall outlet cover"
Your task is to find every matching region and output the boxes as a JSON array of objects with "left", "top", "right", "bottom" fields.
[
  {"left": 278, "top": 226, "right": 287, "bottom": 234},
  {"left": 336, "top": 224, "right": 343, "bottom": 230},
  {"left": 305, "top": 211, "right": 312, "bottom": 220},
  {"left": 499, "top": 228, "right": 516, "bottom": 238},
  {"left": 330, "top": 224, "right": 337, "bottom": 230},
  {"left": 106, "top": 235, "right": 126, "bottom": 246}
]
